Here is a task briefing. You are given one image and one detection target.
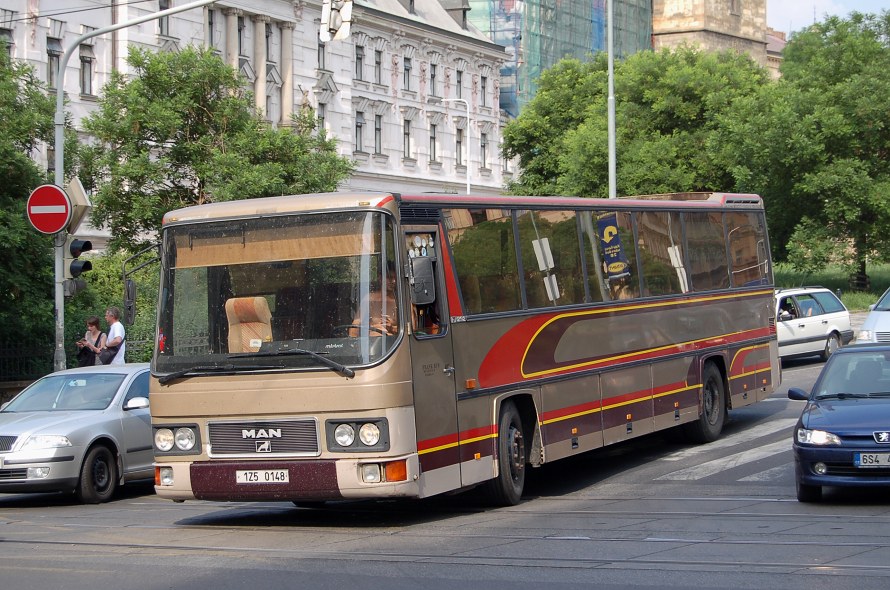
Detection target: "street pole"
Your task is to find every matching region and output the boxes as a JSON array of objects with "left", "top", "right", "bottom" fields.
[
  {"left": 442, "top": 98, "right": 471, "bottom": 195},
  {"left": 51, "top": 0, "right": 216, "bottom": 371}
]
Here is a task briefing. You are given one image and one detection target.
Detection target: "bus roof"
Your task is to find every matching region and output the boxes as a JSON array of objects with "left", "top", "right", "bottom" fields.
[{"left": 161, "top": 191, "right": 763, "bottom": 225}]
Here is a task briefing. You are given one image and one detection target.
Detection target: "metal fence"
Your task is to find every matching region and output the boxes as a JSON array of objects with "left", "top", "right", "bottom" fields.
[
  {"left": 0, "top": 345, "right": 54, "bottom": 381},
  {"left": 0, "top": 340, "right": 153, "bottom": 381}
]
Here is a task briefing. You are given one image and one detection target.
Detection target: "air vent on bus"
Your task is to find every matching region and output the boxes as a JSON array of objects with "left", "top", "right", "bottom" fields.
[{"left": 399, "top": 206, "right": 442, "bottom": 224}]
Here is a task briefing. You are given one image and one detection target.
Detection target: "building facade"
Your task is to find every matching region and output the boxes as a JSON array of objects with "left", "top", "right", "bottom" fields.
[
  {"left": 652, "top": 0, "right": 768, "bottom": 65},
  {"left": 0, "top": 0, "right": 508, "bottom": 204}
]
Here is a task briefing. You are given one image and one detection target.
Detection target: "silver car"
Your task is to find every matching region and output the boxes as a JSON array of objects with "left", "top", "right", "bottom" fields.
[
  {"left": 856, "top": 287, "right": 890, "bottom": 344},
  {"left": 0, "top": 363, "right": 152, "bottom": 503}
]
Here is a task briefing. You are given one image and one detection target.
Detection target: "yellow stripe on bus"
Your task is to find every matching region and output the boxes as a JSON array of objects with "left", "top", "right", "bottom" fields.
[
  {"left": 540, "top": 383, "right": 701, "bottom": 425},
  {"left": 520, "top": 290, "right": 772, "bottom": 380}
]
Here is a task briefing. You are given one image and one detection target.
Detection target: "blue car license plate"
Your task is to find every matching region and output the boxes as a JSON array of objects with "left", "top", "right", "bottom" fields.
[{"left": 854, "top": 453, "right": 890, "bottom": 467}]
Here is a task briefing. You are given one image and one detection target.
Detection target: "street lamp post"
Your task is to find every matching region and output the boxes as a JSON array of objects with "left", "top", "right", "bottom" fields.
[
  {"left": 50, "top": 0, "right": 216, "bottom": 371},
  {"left": 440, "top": 98, "right": 471, "bottom": 195}
]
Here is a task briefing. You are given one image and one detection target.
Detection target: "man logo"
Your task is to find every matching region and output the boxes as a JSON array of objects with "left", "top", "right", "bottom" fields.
[
  {"left": 875, "top": 431, "right": 890, "bottom": 444},
  {"left": 256, "top": 440, "right": 272, "bottom": 452},
  {"left": 242, "top": 428, "right": 282, "bottom": 439}
]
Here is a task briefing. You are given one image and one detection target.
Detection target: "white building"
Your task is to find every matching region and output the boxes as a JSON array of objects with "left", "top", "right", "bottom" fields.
[{"left": 1, "top": 0, "right": 510, "bottom": 212}]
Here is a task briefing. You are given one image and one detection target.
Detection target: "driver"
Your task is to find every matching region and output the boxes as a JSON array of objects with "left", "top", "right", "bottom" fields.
[{"left": 349, "top": 272, "right": 399, "bottom": 337}]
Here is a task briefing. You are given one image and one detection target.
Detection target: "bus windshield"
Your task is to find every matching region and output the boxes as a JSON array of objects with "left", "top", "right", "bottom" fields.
[{"left": 154, "top": 210, "right": 399, "bottom": 375}]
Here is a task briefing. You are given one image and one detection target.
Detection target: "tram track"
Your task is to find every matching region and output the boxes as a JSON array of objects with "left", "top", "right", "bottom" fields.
[{"left": 2, "top": 533, "right": 890, "bottom": 576}]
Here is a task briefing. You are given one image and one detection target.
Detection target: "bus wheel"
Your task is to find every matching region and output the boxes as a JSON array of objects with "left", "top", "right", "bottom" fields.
[
  {"left": 483, "top": 401, "right": 526, "bottom": 506},
  {"left": 684, "top": 362, "right": 726, "bottom": 444}
]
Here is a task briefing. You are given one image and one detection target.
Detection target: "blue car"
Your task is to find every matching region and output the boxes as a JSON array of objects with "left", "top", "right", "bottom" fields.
[{"left": 788, "top": 344, "right": 890, "bottom": 502}]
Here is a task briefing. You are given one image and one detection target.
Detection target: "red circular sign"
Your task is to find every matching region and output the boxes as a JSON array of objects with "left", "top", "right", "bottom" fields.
[{"left": 27, "top": 184, "right": 71, "bottom": 234}]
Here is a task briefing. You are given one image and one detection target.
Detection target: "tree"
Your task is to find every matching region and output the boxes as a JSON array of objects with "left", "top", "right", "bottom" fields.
[
  {"left": 0, "top": 52, "right": 56, "bottom": 345},
  {"left": 64, "top": 250, "right": 159, "bottom": 366},
  {"left": 79, "top": 46, "right": 353, "bottom": 251},
  {"left": 502, "top": 57, "right": 607, "bottom": 195},
  {"left": 716, "top": 12, "right": 890, "bottom": 285},
  {"left": 502, "top": 47, "right": 769, "bottom": 198}
]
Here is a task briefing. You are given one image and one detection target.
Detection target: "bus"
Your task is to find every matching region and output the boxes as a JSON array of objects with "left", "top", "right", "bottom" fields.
[{"left": 150, "top": 191, "right": 779, "bottom": 505}]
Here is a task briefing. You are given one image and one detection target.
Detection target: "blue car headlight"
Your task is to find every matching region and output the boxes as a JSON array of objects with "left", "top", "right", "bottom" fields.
[{"left": 797, "top": 427, "right": 841, "bottom": 446}]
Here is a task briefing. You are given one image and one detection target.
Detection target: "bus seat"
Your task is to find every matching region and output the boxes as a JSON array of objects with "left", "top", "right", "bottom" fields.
[{"left": 225, "top": 296, "right": 272, "bottom": 353}]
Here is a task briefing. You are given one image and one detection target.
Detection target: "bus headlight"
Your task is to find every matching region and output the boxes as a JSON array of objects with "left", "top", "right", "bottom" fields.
[
  {"left": 326, "top": 419, "right": 390, "bottom": 451},
  {"left": 359, "top": 423, "right": 380, "bottom": 446},
  {"left": 174, "top": 427, "right": 197, "bottom": 451},
  {"left": 334, "top": 423, "right": 355, "bottom": 447},
  {"left": 155, "top": 428, "right": 175, "bottom": 452},
  {"left": 154, "top": 424, "right": 201, "bottom": 454}
]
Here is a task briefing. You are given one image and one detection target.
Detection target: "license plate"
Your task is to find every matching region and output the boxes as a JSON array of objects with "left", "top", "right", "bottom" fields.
[
  {"left": 854, "top": 453, "right": 890, "bottom": 467},
  {"left": 235, "top": 469, "right": 290, "bottom": 483}
]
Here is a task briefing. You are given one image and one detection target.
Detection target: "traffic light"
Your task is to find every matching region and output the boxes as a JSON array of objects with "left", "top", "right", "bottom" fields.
[
  {"left": 64, "top": 236, "right": 93, "bottom": 280},
  {"left": 319, "top": 0, "right": 352, "bottom": 42}
]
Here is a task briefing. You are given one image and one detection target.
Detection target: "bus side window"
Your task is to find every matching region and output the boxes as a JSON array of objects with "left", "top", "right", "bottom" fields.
[{"left": 407, "top": 234, "right": 444, "bottom": 336}]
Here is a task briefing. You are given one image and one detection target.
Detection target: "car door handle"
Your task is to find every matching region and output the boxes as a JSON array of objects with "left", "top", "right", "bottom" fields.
[{"left": 443, "top": 365, "right": 455, "bottom": 376}]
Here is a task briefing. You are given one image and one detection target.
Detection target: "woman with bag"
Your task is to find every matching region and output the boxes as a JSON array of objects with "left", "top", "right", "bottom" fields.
[
  {"left": 100, "top": 306, "right": 126, "bottom": 365},
  {"left": 75, "top": 316, "right": 106, "bottom": 367}
]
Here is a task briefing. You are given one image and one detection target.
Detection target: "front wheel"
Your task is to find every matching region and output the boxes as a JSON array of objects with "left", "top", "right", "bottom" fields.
[
  {"left": 76, "top": 445, "right": 118, "bottom": 504},
  {"left": 684, "top": 362, "right": 726, "bottom": 443},
  {"left": 483, "top": 401, "right": 526, "bottom": 506},
  {"left": 821, "top": 332, "right": 841, "bottom": 361},
  {"left": 796, "top": 479, "right": 822, "bottom": 503}
]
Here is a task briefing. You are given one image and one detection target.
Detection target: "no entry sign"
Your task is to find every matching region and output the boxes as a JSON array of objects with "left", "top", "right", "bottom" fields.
[{"left": 27, "top": 184, "right": 72, "bottom": 234}]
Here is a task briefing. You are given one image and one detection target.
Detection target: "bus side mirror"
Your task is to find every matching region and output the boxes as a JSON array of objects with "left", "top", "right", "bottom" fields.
[
  {"left": 409, "top": 256, "right": 436, "bottom": 306},
  {"left": 124, "top": 279, "right": 137, "bottom": 325}
]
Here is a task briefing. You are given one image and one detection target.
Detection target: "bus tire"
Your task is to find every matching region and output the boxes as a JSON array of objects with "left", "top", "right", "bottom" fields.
[
  {"left": 483, "top": 401, "right": 526, "bottom": 506},
  {"left": 684, "top": 362, "right": 726, "bottom": 444}
]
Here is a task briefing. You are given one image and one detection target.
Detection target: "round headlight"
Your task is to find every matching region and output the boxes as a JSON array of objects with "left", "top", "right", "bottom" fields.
[
  {"left": 174, "top": 427, "right": 196, "bottom": 451},
  {"left": 359, "top": 423, "right": 381, "bottom": 446},
  {"left": 155, "top": 428, "right": 174, "bottom": 452},
  {"left": 334, "top": 423, "right": 355, "bottom": 447}
]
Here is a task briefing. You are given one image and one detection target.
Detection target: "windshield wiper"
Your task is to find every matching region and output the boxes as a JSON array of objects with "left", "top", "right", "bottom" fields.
[
  {"left": 816, "top": 392, "right": 870, "bottom": 400},
  {"left": 158, "top": 363, "right": 278, "bottom": 385},
  {"left": 159, "top": 364, "right": 235, "bottom": 385},
  {"left": 229, "top": 349, "right": 355, "bottom": 378}
]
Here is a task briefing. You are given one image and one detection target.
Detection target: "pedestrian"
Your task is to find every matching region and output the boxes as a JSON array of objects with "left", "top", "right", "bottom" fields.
[
  {"left": 75, "top": 316, "right": 106, "bottom": 367},
  {"left": 100, "top": 306, "right": 126, "bottom": 365}
]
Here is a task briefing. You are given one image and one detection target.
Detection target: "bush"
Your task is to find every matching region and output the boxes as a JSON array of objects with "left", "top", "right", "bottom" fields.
[{"left": 774, "top": 262, "right": 890, "bottom": 311}]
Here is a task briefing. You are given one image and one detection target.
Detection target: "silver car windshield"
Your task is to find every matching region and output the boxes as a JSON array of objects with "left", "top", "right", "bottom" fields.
[{"left": 3, "top": 374, "right": 125, "bottom": 412}]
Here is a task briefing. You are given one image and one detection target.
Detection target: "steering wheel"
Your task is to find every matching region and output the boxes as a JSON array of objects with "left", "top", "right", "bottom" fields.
[{"left": 333, "top": 324, "right": 387, "bottom": 336}]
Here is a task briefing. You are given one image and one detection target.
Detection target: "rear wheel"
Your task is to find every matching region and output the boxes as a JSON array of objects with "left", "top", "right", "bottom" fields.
[
  {"left": 796, "top": 479, "right": 822, "bottom": 503},
  {"left": 76, "top": 445, "right": 118, "bottom": 504},
  {"left": 483, "top": 401, "right": 526, "bottom": 506},
  {"left": 821, "top": 332, "right": 841, "bottom": 361},
  {"left": 684, "top": 362, "right": 726, "bottom": 443}
]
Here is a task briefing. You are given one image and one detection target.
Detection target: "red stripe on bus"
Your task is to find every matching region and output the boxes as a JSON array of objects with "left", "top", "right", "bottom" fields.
[
  {"left": 375, "top": 195, "right": 395, "bottom": 208},
  {"left": 417, "top": 423, "right": 495, "bottom": 453},
  {"left": 437, "top": 225, "right": 464, "bottom": 318}
]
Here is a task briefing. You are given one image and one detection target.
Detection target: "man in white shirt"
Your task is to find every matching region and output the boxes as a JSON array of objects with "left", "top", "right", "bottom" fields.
[{"left": 103, "top": 306, "right": 126, "bottom": 365}]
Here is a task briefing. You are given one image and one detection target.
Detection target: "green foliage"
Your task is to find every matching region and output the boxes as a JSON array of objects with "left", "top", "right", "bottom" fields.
[
  {"left": 502, "top": 48, "right": 769, "bottom": 198},
  {"left": 64, "top": 250, "right": 159, "bottom": 365},
  {"left": 718, "top": 12, "right": 890, "bottom": 284},
  {"left": 773, "top": 262, "right": 890, "bottom": 311},
  {"left": 502, "top": 57, "right": 607, "bottom": 195},
  {"left": 0, "top": 52, "right": 56, "bottom": 344},
  {"left": 79, "top": 46, "right": 353, "bottom": 252}
]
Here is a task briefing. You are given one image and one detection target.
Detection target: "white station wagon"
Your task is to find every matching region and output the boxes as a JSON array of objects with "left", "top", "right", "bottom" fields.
[{"left": 775, "top": 287, "right": 854, "bottom": 360}]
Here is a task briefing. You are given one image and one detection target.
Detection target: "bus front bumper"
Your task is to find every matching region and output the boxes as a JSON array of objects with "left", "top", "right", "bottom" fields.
[{"left": 154, "top": 455, "right": 420, "bottom": 502}]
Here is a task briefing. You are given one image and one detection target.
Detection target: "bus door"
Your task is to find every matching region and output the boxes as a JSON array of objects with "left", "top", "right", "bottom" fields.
[{"left": 404, "top": 229, "right": 460, "bottom": 498}]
